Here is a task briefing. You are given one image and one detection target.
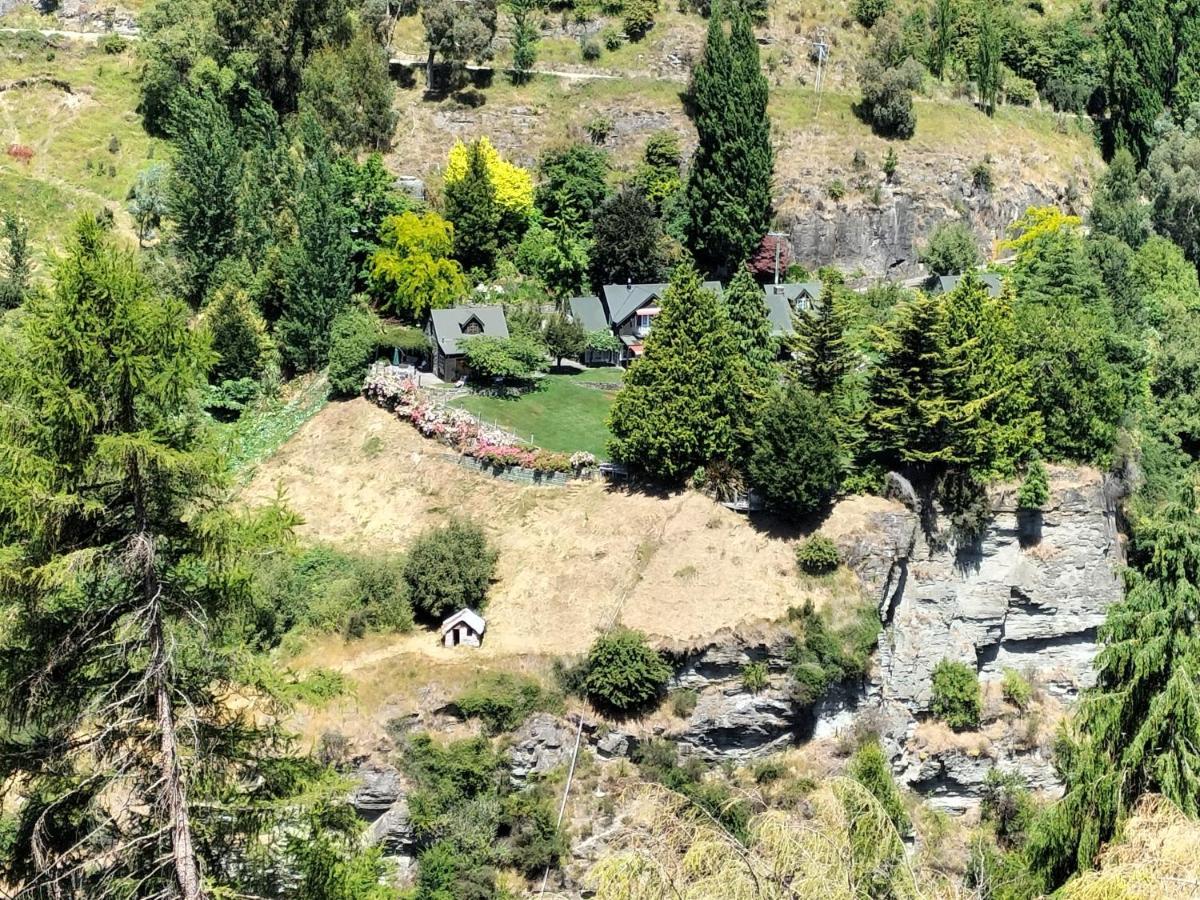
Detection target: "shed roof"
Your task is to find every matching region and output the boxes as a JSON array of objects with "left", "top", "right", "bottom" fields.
[
  {"left": 601, "top": 281, "right": 723, "bottom": 327},
  {"left": 429, "top": 305, "right": 509, "bottom": 357},
  {"left": 568, "top": 295, "right": 608, "bottom": 333},
  {"left": 933, "top": 273, "right": 1004, "bottom": 297},
  {"left": 440, "top": 608, "right": 486, "bottom": 635}
]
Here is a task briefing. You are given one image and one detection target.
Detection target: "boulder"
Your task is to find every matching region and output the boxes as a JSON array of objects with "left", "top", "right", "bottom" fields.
[
  {"left": 509, "top": 713, "right": 577, "bottom": 784},
  {"left": 349, "top": 763, "right": 404, "bottom": 816}
]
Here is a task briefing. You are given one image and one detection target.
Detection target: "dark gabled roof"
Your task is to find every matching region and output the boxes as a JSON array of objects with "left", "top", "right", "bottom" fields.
[
  {"left": 428, "top": 305, "right": 509, "bottom": 357},
  {"left": 764, "top": 289, "right": 795, "bottom": 336},
  {"left": 600, "top": 281, "right": 724, "bottom": 327},
  {"left": 933, "top": 273, "right": 1004, "bottom": 297},
  {"left": 568, "top": 295, "right": 608, "bottom": 333},
  {"left": 764, "top": 281, "right": 823, "bottom": 308}
]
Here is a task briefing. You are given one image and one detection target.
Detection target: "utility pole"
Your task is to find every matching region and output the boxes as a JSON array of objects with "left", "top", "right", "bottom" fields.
[
  {"left": 813, "top": 32, "right": 829, "bottom": 117},
  {"left": 767, "top": 230, "right": 788, "bottom": 284}
]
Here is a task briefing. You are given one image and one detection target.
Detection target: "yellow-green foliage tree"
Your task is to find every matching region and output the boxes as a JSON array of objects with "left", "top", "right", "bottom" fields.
[
  {"left": 445, "top": 137, "right": 534, "bottom": 242},
  {"left": 369, "top": 211, "right": 468, "bottom": 321}
]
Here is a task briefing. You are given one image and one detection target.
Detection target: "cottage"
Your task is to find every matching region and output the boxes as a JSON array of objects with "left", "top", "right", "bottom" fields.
[
  {"left": 427, "top": 305, "right": 510, "bottom": 382},
  {"left": 930, "top": 273, "right": 1004, "bottom": 297},
  {"left": 597, "top": 281, "right": 724, "bottom": 364},
  {"left": 568, "top": 294, "right": 620, "bottom": 366},
  {"left": 763, "top": 282, "right": 824, "bottom": 338},
  {"left": 440, "top": 608, "right": 486, "bottom": 648}
]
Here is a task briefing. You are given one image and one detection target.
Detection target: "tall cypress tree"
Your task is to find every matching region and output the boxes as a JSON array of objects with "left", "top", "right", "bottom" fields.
[
  {"left": 444, "top": 138, "right": 501, "bottom": 274},
  {"left": 1170, "top": 0, "right": 1200, "bottom": 116},
  {"left": 724, "top": 268, "right": 776, "bottom": 385},
  {"left": 1103, "top": 0, "right": 1170, "bottom": 163},
  {"left": 684, "top": 4, "right": 773, "bottom": 275},
  {"left": 793, "top": 280, "right": 855, "bottom": 396},
  {"left": 976, "top": 1, "right": 1003, "bottom": 116},
  {"left": 607, "top": 260, "right": 743, "bottom": 479}
]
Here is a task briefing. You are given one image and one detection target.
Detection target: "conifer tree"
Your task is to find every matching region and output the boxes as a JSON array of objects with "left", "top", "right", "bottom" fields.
[
  {"left": 975, "top": 1, "right": 1003, "bottom": 116},
  {"left": 684, "top": 3, "right": 774, "bottom": 274},
  {"left": 444, "top": 138, "right": 501, "bottom": 274},
  {"left": 746, "top": 382, "right": 841, "bottom": 519},
  {"left": 793, "top": 279, "right": 855, "bottom": 396},
  {"left": 1089, "top": 147, "right": 1151, "bottom": 248},
  {"left": 1028, "top": 498, "right": 1200, "bottom": 887},
  {"left": 0, "top": 217, "right": 382, "bottom": 899},
  {"left": 867, "top": 272, "right": 1035, "bottom": 478},
  {"left": 0, "top": 211, "right": 30, "bottom": 309},
  {"left": 1103, "top": 0, "right": 1170, "bottom": 163},
  {"left": 608, "top": 260, "right": 743, "bottom": 479},
  {"left": 724, "top": 268, "right": 776, "bottom": 385}
]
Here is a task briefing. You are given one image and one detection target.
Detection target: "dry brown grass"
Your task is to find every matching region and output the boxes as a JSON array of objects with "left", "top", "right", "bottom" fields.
[{"left": 242, "top": 400, "right": 880, "bottom": 660}]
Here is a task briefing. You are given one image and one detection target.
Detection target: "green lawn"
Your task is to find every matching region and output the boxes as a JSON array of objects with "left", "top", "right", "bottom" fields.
[{"left": 451, "top": 369, "right": 623, "bottom": 459}]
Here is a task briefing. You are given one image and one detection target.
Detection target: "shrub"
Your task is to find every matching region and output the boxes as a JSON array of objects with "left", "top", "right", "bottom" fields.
[
  {"left": 580, "top": 38, "right": 602, "bottom": 61},
  {"left": 742, "top": 661, "right": 769, "bottom": 693},
  {"left": 980, "top": 768, "right": 1035, "bottom": 849},
  {"left": 99, "top": 33, "right": 129, "bottom": 54},
  {"left": 581, "top": 627, "right": 672, "bottom": 714},
  {"left": 454, "top": 673, "right": 559, "bottom": 734},
  {"left": 882, "top": 146, "right": 898, "bottom": 180},
  {"left": 1001, "top": 668, "right": 1033, "bottom": 711},
  {"left": 930, "top": 659, "right": 981, "bottom": 730},
  {"left": 1017, "top": 457, "right": 1050, "bottom": 510},
  {"left": 971, "top": 158, "right": 994, "bottom": 193},
  {"left": 848, "top": 740, "right": 910, "bottom": 834},
  {"left": 670, "top": 687, "right": 698, "bottom": 717},
  {"left": 796, "top": 534, "right": 840, "bottom": 575},
  {"left": 852, "top": 0, "right": 891, "bottom": 27},
  {"left": 786, "top": 599, "right": 878, "bottom": 704},
  {"left": 827, "top": 179, "right": 847, "bottom": 201},
  {"left": 633, "top": 740, "right": 751, "bottom": 842},
  {"left": 602, "top": 26, "right": 625, "bottom": 50},
  {"left": 856, "top": 58, "right": 922, "bottom": 139},
  {"left": 622, "top": 0, "right": 657, "bottom": 39},
  {"left": 403, "top": 519, "right": 498, "bottom": 622},
  {"left": 328, "top": 305, "right": 381, "bottom": 397},
  {"left": 500, "top": 791, "right": 568, "bottom": 874},
  {"left": 920, "top": 221, "right": 981, "bottom": 275},
  {"left": 586, "top": 115, "right": 614, "bottom": 144}
]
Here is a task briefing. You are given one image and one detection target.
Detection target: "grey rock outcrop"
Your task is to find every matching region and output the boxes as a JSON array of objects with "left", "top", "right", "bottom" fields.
[
  {"left": 349, "top": 762, "right": 418, "bottom": 861},
  {"left": 509, "top": 713, "right": 577, "bottom": 784},
  {"left": 349, "top": 763, "right": 404, "bottom": 815}
]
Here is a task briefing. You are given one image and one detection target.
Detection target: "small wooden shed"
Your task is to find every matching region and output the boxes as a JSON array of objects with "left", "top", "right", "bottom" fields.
[{"left": 440, "top": 608, "right": 486, "bottom": 648}]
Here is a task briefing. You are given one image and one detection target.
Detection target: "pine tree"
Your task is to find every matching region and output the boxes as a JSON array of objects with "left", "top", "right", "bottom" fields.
[
  {"left": 793, "top": 280, "right": 855, "bottom": 396},
  {"left": 608, "top": 260, "right": 743, "bottom": 480},
  {"left": 0, "top": 211, "right": 31, "bottom": 309},
  {"left": 1103, "top": 0, "right": 1170, "bottom": 163},
  {"left": 867, "top": 272, "right": 1035, "bottom": 477},
  {"left": 684, "top": 4, "right": 773, "bottom": 275},
  {"left": 1090, "top": 147, "right": 1151, "bottom": 248},
  {"left": 275, "top": 122, "right": 357, "bottom": 373},
  {"left": 746, "top": 382, "right": 841, "bottom": 519},
  {"left": 1028, "top": 498, "right": 1200, "bottom": 887},
  {"left": 204, "top": 283, "right": 276, "bottom": 384},
  {"left": 507, "top": 0, "right": 540, "bottom": 84},
  {"left": 0, "top": 216, "right": 384, "bottom": 899},
  {"left": 723, "top": 268, "right": 776, "bottom": 385},
  {"left": 444, "top": 138, "right": 501, "bottom": 274}
]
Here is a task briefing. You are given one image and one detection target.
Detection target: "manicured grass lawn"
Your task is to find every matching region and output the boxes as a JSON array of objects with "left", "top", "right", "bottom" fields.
[{"left": 452, "top": 369, "right": 623, "bottom": 459}]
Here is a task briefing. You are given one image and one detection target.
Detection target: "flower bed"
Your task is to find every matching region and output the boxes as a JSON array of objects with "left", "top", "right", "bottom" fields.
[{"left": 363, "top": 364, "right": 597, "bottom": 477}]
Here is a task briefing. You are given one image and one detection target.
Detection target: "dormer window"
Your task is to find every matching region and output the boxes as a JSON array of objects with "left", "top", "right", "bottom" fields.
[{"left": 461, "top": 316, "right": 484, "bottom": 335}]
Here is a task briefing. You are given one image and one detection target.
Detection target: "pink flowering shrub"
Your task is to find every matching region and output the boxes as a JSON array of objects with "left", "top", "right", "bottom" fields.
[{"left": 363, "top": 364, "right": 575, "bottom": 475}]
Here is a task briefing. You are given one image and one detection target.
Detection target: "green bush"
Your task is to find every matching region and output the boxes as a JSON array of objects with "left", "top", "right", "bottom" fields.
[
  {"left": 249, "top": 545, "right": 412, "bottom": 647},
  {"left": 454, "top": 673, "right": 560, "bottom": 734},
  {"left": 1017, "top": 458, "right": 1050, "bottom": 511},
  {"left": 632, "top": 740, "right": 752, "bottom": 842},
  {"left": 602, "top": 27, "right": 625, "bottom": 50},
  {"left": 852, "top": 0, "right": 892, "bottom": 27},
  {"left": 580, "top": 38, "right": 602, "bottom": 61},
  {"left": 796, "top": 534, "right": 840, "bottom": 575},
  {"left": 1001, "top": 667, "right": 1033, "bottom": 711},
  {"left": 581, "top": 627, "right": 672, "bottom": 714},
  {"left": 931, "top": 659, "right": 982, "bottom": 730},
  {"left": 980, "top": 768, "right": 1035, "bottom": 849},
  {"left": 786, "top": 599, "right": 879, "bottom": 705},
  {"left": 99, "top": 33, "right": 129, "bottom": 54},
  {"left": 670, "top": 687, "right": 698, "bottom": 718},
  {"left": 742, "top": 661, "right": 769, "bottom": 693},
  {"left": 328, "top": 305, "right": 381, "bottom": 396},
  {"left": 848, "top": 739, "right": 910, "bottom": 834},
  {"left": 499, "top": 791, "right": 569, "bottom": 874},
  {"left": 403, "top": 519, "right": 498, "bottom": 622},
  {"left": 622, "top": 0, "right": 656, "bottom": 39},
  {"left": 920, "top": 221, "right": 981, "bottom": 276}
]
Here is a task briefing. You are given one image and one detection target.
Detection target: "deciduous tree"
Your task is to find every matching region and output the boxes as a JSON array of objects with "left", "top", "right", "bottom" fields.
[
  {"left": 590, "top": 187, "right": 669, "bottom": 287},
  {"left": 370, "top": 210, "right": 469, "bottom": 319}
]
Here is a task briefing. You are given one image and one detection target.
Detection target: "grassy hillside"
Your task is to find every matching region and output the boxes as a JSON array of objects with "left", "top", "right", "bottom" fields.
[{"left": 0, "top": 33, "right": 158, "bottom": 259}]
